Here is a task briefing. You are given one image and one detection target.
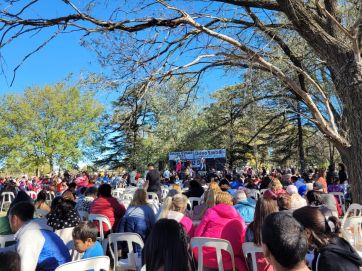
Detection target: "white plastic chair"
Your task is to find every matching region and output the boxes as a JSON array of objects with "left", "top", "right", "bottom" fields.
[
  {"left": 46, "top": 191, "right": 55, "bottom": 200},
  {"left": 55, "top": 256, "right": 110, "bottom": 271},
  {"left": 260, "top": 189, "right": 267, "bottom": 195},
  {"left": 161, "top": 187, "right": 169, "bottom": 199},
  {"left": 188, "top": 197, "right": 201, "bottom": 210},
  {"left": 329, "top": 192, "right": 346, "bottom": 215},
  {"left": 0, "top": 192, "right": 15, "bottom": 212},
  {"left": 342, "top": 203, "right": 362, "bottom": 228},
  {"left": 146, "top": 192, "right": 159, "bottom": 203},
  {"left": 249, "top": 189, "right": 261, "bottom": 200},
  {"left": 108, "top": 232, "right": 144, "bottom": 271},
  {"left": 88, "top": 214, "right": 112, "bottom": 242},
  {"left": 0, "top": 234, "right": 15, "bottom": 248},
  {"left": 78, "top": 211, "right": 89, "bottom": 221},
  {"left": 122, "top": 193, "right": 134, "bottom": 201},
  {"left": 112, "top": 190, "right": 124, "bottom": 199},
  {"left": 242, "top": 242, "right": 265, "bottom": 271},
  {"left": 55, "top": 227, "right": 75, "bottom": 248},
  {"left": 45, "top": 191, "right": 55, "bottom": 205},
  {"left": 27, "top": 191, "right": 38, "bottom": 200},
  {"left": 191, "top": 237, "right": 235, "bottom": 271},
  {"left": 341, "top": 216, "right": 362, "bottom": 250}
]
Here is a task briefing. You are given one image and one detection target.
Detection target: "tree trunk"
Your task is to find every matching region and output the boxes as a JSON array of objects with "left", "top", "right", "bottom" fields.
[
  {"left": 297, "top": 103, "right": 305, "bottom": 173},
  {"left": 335, "top": 63, "right": 362, "bottom": 204}
]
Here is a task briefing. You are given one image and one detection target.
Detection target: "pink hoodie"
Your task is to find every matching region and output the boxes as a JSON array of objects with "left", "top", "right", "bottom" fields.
[{"left": 194, "top": 204, "right": 247, "bottom": 271}]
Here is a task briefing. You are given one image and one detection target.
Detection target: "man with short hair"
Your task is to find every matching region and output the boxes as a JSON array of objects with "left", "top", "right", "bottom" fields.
[
  {"left": 2, "top": 201, "right": 70, "bottom": 271},
  {"left": 262, "top": 212, "right": 309, "bottom": 271},
  {"left": 145, "top": 163, "right": 161, "bottom": 200}
]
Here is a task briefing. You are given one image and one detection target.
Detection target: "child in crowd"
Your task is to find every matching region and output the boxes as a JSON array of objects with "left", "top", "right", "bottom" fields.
[{"left": 72, "top": 221, "right": 104, "bottom": 259}]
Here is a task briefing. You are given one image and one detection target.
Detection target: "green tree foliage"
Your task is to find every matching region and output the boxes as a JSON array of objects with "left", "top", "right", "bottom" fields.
[
  {"left": 96, "top": 77, "right": 204, "bottom": 170},
  {"left": 0, "top": 84, "right": 103, "bottom": 173}
]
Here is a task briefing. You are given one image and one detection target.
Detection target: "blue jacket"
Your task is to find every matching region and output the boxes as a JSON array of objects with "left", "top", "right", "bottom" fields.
[
  {"left": 234, "top": 200, "right": 256, "bottom": 223},
  {"left": 118, "top": 204, "right": 156, "bottom": 253},
  {"left": 118, "top": 205, "right": 156, "bottom": 238},
  {"left": 6, "top": 219, "right": 70, "bottom": 271}
]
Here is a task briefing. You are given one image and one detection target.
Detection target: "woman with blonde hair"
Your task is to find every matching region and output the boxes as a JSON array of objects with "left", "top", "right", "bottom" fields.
[
  {"left": 192, "top": 181, "right": 220, "bottom": 220},
  {"left": 194, "top": 191, "right": 248, "bottom": 271},
  {"left": 159, "top": 193, "right": 194, "bottom": 236},
  {"left": 117, "top": 189, "right": 156, "bottom": 247}
]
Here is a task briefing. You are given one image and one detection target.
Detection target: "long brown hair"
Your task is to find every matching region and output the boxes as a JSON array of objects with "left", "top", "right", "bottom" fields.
[
  {"left": 130, "top": 189, "right": 148, "bottom": 206},
  {"left": 249, "top": 198, "right": 278, "bottom": 245}
]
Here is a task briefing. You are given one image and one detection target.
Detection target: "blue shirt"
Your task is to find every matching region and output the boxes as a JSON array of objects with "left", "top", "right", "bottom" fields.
[{"left": 82, "top": 241, "right": 104, "bottom": 259}]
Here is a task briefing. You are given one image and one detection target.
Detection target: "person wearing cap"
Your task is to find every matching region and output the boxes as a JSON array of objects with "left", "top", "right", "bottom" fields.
[{"left": 233, "top": 190, "right": 255, "bottom": 223}]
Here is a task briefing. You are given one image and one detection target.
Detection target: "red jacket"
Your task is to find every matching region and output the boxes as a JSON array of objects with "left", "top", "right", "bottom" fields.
[
  {"left": 194, "top": 204, "right": 248, "bottom": 271},
  {"left": 90, "top": 196, "right": 126, "bottom": 232}
]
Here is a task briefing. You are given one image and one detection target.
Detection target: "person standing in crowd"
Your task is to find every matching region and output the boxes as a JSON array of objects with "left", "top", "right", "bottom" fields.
[
  {"left": 317, "top": 169, "right": 328, "bottom": 193},
  {"left": 145, "top": 163, "right": 162, "bottom": 201},
  {"left": 338, "top": 163, "right": 348, "bottom": 183},
  {"left": 129, "top": 166, "right": 137, "bottom": 186}
]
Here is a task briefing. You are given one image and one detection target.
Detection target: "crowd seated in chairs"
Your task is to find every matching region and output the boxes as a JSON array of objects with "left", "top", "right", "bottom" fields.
[{"left": 0, "top": 166, "right": 361, "bottom": 271}]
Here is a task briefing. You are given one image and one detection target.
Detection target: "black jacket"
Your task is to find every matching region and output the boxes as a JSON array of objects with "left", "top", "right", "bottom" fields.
[{"left": 312, "top": 237, "right": 362, "bottom": 271}]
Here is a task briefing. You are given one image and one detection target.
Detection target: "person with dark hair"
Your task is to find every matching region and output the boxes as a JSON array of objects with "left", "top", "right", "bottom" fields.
[
  {"left": 6, "top": 190, "right": 33, "bottom": 216},
  {"left": 293, "top": 206, "right": 362, "bottom": 271},
  {"left": 47, "top": 196, "right": 81, "bottom": 230},
  {"left": 72, "top": 221, "right": 104, "bottom": 259},
  {"left": 338, "top": 163, "right": 348, "bottom": 183},
  {"left": 75, "top": 186, "right": 98, "bottom": 213},
  {"left": 90, "top": 183, "right": 126, "bottom": 232},
  {"left": 34, "top": 190, "right": 51, "bottom": 213},
  {"left": 0, "top": 251, "right": 21, "bottom": 271},
  {"left": 144, "top": 219, "right": 195, "bottom": 271},
  {"left": 183, "top": 180, "right": 204, "bottom": 198},
  {"left": 62, "top": 182, "right": 77, "bottom": 203},
  {"left": 2, "top": 201, "right": 70, "bottom": 271},
  {"left": 262, "top": 212, "right": 309, "bottom": 271},
  {"left": 145, "top": 163, "right": 162, "bottom": 201},
  {"left": 218, "top": 178, "right": 231, "bottom": 192},
  {"left": 326, "top": 164, "right": 336, "bottom": 185}
]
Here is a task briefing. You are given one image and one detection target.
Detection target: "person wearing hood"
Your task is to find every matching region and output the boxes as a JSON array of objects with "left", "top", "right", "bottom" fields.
[
  {"left": 293, "top": 206, "right": 362, "bottom": 271},
  {"left": 1, "top": 201, "right": 70, "bottom": 271},
  {"left": 194, "top": 191, "right": 248, "bottom": 271},
  {"left": 233, "top": 190, "right": 255, "bottom": 223}
]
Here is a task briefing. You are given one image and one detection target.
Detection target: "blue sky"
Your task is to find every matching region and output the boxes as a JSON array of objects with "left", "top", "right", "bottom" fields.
[{"left": 0, "top": 1, "right": 242, "bottom": 108}]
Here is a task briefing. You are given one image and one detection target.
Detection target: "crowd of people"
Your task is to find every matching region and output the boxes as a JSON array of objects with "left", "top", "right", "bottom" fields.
[{"left": 0, "top": 162, "right": 360, "bottom": 271}]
